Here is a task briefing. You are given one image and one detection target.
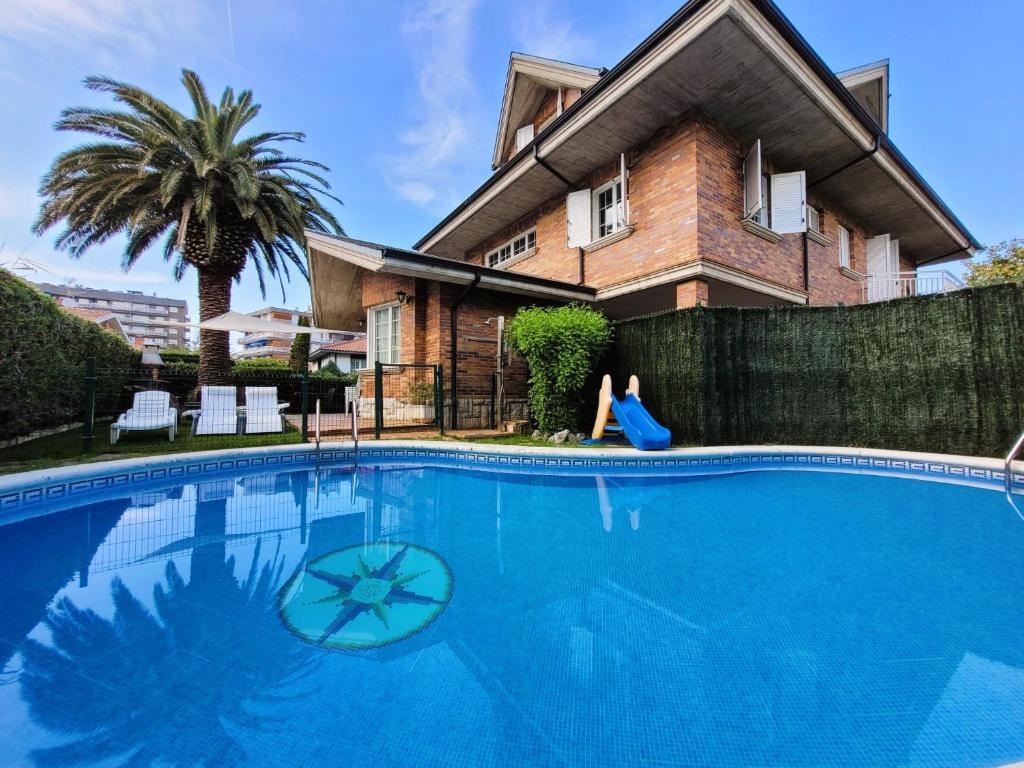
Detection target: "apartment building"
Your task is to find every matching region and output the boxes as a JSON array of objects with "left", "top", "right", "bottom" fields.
[
  {"left": 236, "top": 306, "right": 362, "bottom": 361},
  {"left": 35, "top": 283, "right": 189, "bottom": 348}
]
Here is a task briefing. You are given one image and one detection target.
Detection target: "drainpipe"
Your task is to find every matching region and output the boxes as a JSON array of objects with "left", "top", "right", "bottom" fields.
[
  {"left": 802, "top": 233, "right": 810, "bottom": 292},
  {"left": 449, "top": 274, "right": 481, "bottom": 430},
  {"left": 578, "top": 247, "right": 586, "bottom": 285}
]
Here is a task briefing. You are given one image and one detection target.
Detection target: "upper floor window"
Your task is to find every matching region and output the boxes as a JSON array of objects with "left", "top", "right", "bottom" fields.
[
  {"left": 838, "top": 225, "right": 851, "bottom": 268},
  {"left": 592, "top": 178, "right": 624, "bottom": 240},
  {"left": 743, "top": 139, "right": 806, "bottom": 235},
  {"left": 515, "top": 124, "right": 534, "bottom": 153},
  {"left": 487, "top": 229, "right": 536, "bottom": 268},
  {"left": 369, "top": 303, "right": 401, "bottom": 364}
]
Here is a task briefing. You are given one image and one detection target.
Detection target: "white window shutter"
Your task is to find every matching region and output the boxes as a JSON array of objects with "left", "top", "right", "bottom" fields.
[
  {"left": 743, "top": 140, "right": 762, "bottom": 220},
  {"left": 866, "top": 234, "right": 891, "bottom": 275},
  {"left": 770, "top": 171, "right": 807, "bottom": 234},
  {"left": 838, "top": 226, "right": 851, "bottom": 268},
  {"left": 566, "top": 189, "right": 592, "bottom": 248},
  {"left": 888, "top": 238, "right": 901, "bottom": 273},
  {"left": 515, "top": 124, "right": 534, "bottom": 152},
  {"left": 620, "top": 153, "right": 629, "bottom": 225}
]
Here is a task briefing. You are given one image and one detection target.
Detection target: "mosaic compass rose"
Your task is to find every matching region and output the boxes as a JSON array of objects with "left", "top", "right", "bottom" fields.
[{"left": 277, "top": 543, "right": 453, "bottom": 651}]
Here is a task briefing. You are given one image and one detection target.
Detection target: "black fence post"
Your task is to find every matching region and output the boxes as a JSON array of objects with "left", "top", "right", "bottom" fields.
[
  {"left": 489, "top": 372, "right": 497, "bottom": 430},
  {"left": 374, "top": 362, "right": 383, "bottom": 440},
  {"left": 300, "top": 368, "right": 310, "bottom": 441},
  {"left": 82, "top": 358, "right": 96, "bottom": 452},
  {"left": 435, "top": 365, "right": 445, "bottom": 435}
]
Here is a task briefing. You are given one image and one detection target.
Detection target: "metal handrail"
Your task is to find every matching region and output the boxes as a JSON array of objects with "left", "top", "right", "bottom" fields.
[
  {"left": 315, "top": 398, "right": 321, "bottom": 449},
  {"left": 1005, "top": 430, "right": 1024, "bottom": 495},
  {"left": 350, "top": 397, "right": 359, "bottom": 465}
]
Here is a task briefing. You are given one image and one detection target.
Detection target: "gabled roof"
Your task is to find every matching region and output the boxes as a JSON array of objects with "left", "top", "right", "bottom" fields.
[
  {"left": 306, "top": 231, "right": 595, "bottom": 329},
  {"left": 61, "top": 304, "right": 129, "bottom": 340},
  {"left": 417, "top": 0, "right": 978, "bottom": 267},
  {"left": 838, "top": 59, "right": 889, "bottom": 133},
  {"left": 316, "top": 338, "right": 367, "bottom": 355},
  {"left": 491, "top": 53, "right": 603, "bottom": 170}
]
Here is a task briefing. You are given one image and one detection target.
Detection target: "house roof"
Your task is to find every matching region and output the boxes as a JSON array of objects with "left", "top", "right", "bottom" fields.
[
  {"left": 61, "top": 305, "right": 129, "bottom": 340},
  {"left": 310, "top": 337, "right": 367, "bottom": 360},
  {"left": 306, "top": 231, "right": 596, "bottom": 329},
  {"left": 414, "top": 0, "right": 979, "bottom": 267},
  {"left": 35, "top": 282, "right": 187, "bottom": 308},
  {"left": 491, "top": 52, "right": 604, "bottom": 170}
]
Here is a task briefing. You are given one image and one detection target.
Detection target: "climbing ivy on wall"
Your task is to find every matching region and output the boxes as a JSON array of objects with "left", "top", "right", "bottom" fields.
[{"left": 607, "top": 284, "right": 1024, "bottom": 457}]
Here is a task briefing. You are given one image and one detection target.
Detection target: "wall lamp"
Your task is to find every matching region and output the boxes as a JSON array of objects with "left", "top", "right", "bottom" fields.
[{"left": 395, "top": 290, "right": 411, "bottom": 306}]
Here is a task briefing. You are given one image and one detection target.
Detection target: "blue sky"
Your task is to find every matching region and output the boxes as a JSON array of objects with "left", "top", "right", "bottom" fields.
[{"left": 0, "top": 0, "right": 1020, "bottom": 322}]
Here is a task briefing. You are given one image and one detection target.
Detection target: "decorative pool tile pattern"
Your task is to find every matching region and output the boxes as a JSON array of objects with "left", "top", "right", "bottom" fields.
[{"left": 1, "top": 443, "right": 1020, "bottom": 519}]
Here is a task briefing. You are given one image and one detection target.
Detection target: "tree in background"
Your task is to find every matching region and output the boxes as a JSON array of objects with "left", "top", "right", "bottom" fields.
[
  {"left": 34, "top": 70, "right": 342, "bottom": 384},
  {"left": 506, "top": 304, "right": 611, "bottom": 433},
  {"left": 964, "top": 239, "right": 1024, "bottom": 287},
  {"left": 289, "top": 316, "right": 311, "bottom": 373}
]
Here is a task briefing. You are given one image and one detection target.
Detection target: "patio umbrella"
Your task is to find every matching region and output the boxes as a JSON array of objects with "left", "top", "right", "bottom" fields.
[{"left": 146, "top": 310, "right": 346, "bottom": 335}]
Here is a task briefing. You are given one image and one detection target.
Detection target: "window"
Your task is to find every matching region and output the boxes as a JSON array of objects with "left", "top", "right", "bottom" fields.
[
  {"left": 515, "top": 124, "right": 534, "bottom": 152},
  {"left": 369, "top": 304, "right": 401, "bottom": 364},
  {"left": 742, "top": 139, "right": 807, "bottom": 236},
  {"left": 838, "top": 225, "right": 851, "bottom": 268},
  {"left": 487, "top": 229, "right": 536, "bottom": 268},
  {"left": 807, "top": 206, "right": 821, "bottom": 234},
  {"left": 351, "top": 357, "right": 366, "bottom": 370},
  {"left": 592, "top": 177, "right": 624, "bottom": 240}
]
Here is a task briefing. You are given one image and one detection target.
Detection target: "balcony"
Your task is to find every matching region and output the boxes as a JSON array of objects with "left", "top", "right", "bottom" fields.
[{"left": 862, "top": 270, "right": 965, "bottom": 303}]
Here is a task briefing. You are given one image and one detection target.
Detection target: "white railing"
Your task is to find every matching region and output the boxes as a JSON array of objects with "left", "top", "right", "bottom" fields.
[{"left": 862, "top": 270, "right": 964, "bottom": 303}]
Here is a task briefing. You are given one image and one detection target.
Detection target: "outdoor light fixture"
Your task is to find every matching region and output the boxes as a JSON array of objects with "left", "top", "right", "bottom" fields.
[{"left": 395, "top": 290, "right": 411, "bottom": 306}]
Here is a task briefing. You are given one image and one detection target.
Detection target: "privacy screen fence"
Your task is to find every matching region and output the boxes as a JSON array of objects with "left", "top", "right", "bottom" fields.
[{"left": 606, "top": 283, "right": 1024, "bottom": 457}]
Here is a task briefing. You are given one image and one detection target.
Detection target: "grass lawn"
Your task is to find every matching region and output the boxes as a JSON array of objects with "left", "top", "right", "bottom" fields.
[{"left": 0, "top": 420, "right": 303, "bottom": 475}]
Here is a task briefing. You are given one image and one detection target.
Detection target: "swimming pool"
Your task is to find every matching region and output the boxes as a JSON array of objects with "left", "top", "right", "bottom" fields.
[{"left": 1, "top": 445, "right": 1022, "bottom": 767}]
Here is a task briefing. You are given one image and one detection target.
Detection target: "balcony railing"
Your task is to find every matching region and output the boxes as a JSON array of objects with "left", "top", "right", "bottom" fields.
[{"left": 862, "top": 270, "right": 965, "bottom": 303}]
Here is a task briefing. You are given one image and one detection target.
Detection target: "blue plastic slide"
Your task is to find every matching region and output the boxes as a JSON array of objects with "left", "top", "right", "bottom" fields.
[{"left": 610, "top": 393, "right": 672, "bottom": 450}]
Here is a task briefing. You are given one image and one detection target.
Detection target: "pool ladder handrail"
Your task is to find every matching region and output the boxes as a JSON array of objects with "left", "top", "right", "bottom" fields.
[
  {"left": 1005, "top": 428, "right": 1024, "bottom": 495},
  {"left": 350, "top": 397, "right": 359, "bottom": 465}
]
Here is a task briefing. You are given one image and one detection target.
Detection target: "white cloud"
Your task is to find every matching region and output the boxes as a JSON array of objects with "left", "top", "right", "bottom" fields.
[
  {"left": 511, "top": 0, "right": 596, "bottom": 64},
  {"left": 382, "top": 0, "right": 480, "bottom": 210},
  {"left": 0, "top": 0, "right": 217, "bottom": 67}
]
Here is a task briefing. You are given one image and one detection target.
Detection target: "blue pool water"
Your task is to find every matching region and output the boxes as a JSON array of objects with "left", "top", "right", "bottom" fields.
[{"left": 1, "top": 463, "right": 1022, "bottom": 767}]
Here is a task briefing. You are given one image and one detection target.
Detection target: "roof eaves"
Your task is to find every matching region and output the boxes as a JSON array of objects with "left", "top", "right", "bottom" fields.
[{"left": 416, "top": 0, "right": 979, "bottom": 254}]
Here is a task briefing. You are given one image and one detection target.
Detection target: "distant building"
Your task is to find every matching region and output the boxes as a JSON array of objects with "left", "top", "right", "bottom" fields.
[
  {"left": 35, "top": 283, "right": 189, "bottom": 349},
  {"left": 309, "top": 336, "right": 367, "bottom": 372},
  {"left": 60, "top": 304, "right": 129, "bottom": 342},
  {"left": 235, "top": 306, "right": 362, "bottom": 361}
]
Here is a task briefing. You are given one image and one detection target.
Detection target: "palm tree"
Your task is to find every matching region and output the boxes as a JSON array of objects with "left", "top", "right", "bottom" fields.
[{"left": 34, "top": 70, "right": 342, "bottom": 383}]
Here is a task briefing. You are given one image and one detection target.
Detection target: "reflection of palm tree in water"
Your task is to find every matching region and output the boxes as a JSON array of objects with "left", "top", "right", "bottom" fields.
[{"left": 20, "top": 498, "right": 310, "bottom": 768}]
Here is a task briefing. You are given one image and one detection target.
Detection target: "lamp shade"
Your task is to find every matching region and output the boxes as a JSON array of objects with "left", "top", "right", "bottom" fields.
[{"left": 140, "top": 345, "right": 164, "bottom": 366}]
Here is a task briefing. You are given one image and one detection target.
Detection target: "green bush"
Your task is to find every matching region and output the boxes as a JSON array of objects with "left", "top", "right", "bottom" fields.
[
  {"left": 318, "top": 361, "right": 342, "bottom": 376},
  {"left": 406, "top": 381, "right": 434, "bottom": 406},
  {"left": 507, "top": 304, "right": 611, "bottom": 432},
  {"left": 0, "top": 270, "right": 137, "bottom": 439},
  {"left": 232, "top": 357, "right": 292, "bottom": 372},
  {"left": 289, "top": 316, "right": 311, "bottom": 373},
  {"left": 310, "top": 367, "right": 358, "bottom": 387}
]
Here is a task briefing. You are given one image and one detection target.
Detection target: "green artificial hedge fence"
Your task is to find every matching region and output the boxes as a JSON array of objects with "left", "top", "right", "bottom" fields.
[
  {"left": 0, "top": 269, "right": 138, "bottom": 440},
  {"left": 606, "top": 283, "right": 1024, "bottom": 457}
]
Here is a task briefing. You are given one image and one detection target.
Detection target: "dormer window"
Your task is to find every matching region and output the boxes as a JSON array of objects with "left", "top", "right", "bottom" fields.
[{"left": 515, "top": 124, "right": 535, "bottom": 153}]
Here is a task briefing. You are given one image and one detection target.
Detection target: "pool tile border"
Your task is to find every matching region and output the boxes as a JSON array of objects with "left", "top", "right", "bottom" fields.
[{"left": 1, "top": 441, "right": 1021, "bottom": 520}]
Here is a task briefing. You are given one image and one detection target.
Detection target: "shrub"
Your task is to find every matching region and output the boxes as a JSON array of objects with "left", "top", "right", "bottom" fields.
[
  {"left": 407, "top": 381, "right": 434, "bottom": 406},
  {"left": 232, "top": 357, "right": 292, "bottom": 372},
  {"left": 289, "top": 316, "right": 311, "bottom": 373},
  {"left": 506, "top": 304, "right": 611, "bottom": 432},
  {"left": 318, "top": 361, "right": 342, "bottom": 376},
  {"left": 0, "top": 270, "right": 137, "bottom": 439},
  {"left": 310, "top": 367, "right": 358, "bottom": 387}
]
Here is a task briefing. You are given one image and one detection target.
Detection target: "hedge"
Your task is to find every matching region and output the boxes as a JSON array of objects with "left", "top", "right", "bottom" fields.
[
  {"left": 606, "top": 283, "right": 1024, "bottom": 457},
  {"left": 0, "top": 269, "right": 137, "bottom": 440}
]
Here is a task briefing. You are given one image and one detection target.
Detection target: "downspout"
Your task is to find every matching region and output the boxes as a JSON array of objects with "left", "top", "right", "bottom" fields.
[
  {"left": 802, "top": 233, "right": 810, "bottom": 292},
  {"left": 449, "top": 274, "right": 481, "bottom": 431},
  {"left": 578, "top": 247, "right": 586, "bottom": 285}
]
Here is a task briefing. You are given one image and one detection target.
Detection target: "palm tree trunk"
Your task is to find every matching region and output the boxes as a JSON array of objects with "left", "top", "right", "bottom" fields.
[{"left": 197, "top": 270, "right": 233, "bottom": 385}]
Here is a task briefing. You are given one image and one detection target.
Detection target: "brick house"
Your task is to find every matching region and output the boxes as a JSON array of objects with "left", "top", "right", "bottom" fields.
[{"left": 307, "top": 0, "right": 978, "bottom": 427}]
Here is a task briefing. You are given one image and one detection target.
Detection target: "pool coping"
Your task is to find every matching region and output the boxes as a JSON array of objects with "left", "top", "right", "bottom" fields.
[{"left": 1, "top": 440, "right": 1021, "bottom": 520}]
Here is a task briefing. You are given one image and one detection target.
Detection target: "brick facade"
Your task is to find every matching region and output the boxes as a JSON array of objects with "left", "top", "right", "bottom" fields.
[{"left": 359, "top": 112, "right": 916, "bottom": 424}]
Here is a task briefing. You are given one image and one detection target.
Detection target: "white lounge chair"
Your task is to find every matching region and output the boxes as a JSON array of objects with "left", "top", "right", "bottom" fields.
[
  {"left": 244, "top": 386, "right": 285, "bottom": 434},
  {"left": 192, "top": 386, "right": 239, "bottom": 436},
  {"left": 110, "top": 391, "right": 177, "bottom": 444}
]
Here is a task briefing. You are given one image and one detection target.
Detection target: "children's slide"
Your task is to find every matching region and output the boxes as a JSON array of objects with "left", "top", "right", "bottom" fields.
[{"left": 586, "top": 375, "right": 671, "bottom": 450}]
